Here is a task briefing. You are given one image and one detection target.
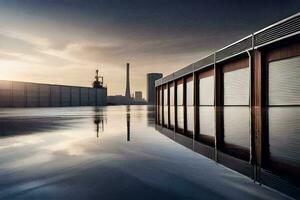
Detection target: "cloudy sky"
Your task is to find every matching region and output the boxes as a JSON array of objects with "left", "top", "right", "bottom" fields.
[{"left": 0, "top": 0, "right": 299, "bottom": 96}]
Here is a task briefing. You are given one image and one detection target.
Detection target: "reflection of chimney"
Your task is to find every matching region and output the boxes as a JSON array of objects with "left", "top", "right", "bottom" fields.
[{"left": 125, "top": 63, "right": 131, "bottom": 98}]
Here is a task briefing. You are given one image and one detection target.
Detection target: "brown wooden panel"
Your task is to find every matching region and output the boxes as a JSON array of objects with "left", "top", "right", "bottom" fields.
[
  {"left": 176, "top": 79, "right": 183, "bottom": 85},
  {"left": 198, "top": 68, "right": 214, "bottom": 79},
  {"left": 266, "top": 42, "right": 300, "bottom": 63},
  {"left": 253, "top": 50, "right": 263, "bottom": 107},
  {"left": 222, "top": 57, "right": 249, "bottom": 73},
  {"left": 186, "top": 75, "right": 193, "bottom": 82}
]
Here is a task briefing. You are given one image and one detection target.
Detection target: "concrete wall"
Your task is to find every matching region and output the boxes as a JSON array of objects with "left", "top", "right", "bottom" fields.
[{"left": 0, "top": 80, "right": 107, "bottom": 107}]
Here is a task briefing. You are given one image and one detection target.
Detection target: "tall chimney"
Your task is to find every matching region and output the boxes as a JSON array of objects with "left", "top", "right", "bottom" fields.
[{"left": 125, "top": 63, "right": 131, "bottom": 98}]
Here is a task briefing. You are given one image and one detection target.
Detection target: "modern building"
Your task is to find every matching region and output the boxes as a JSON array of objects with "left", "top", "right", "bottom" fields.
[
  {"left": 147, "top": 73, "right": 163, "bottom": 104},
  {"left": 125, "top": 63, "right": 131, "bottom": 98},
  {"left": 134, "top": 91, "right": 143, "bottom": 101},
  {"left": 155, "top": 13, "right": 300, "bottom": 198}
]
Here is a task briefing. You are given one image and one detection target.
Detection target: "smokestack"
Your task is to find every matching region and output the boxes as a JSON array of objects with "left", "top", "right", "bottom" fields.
[{"left": 125, "top": 63, "right": 131, "bottom": 98}]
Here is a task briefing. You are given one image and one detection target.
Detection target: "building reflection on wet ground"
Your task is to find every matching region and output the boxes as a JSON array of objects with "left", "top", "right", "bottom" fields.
[{"left": 0, "top": 106, "right": 296, "bottom": 199}]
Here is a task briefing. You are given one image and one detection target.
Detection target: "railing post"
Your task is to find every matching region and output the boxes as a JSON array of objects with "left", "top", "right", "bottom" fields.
[
  {"left": 174, "top": 81, "right": 178, "bottom": 132},
  {"left": 214, "top": 53, "right": 224, "bottom": 161},
  {"left": 252, "top": 49, "right": 264, "bottom": 182},
  {"left": 183, "top": 77, "right": 187, "bottom": 135}
]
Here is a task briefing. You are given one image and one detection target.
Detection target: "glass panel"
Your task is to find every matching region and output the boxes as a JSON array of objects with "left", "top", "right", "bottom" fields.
[
  {"left": 163, "top": 105, "right": 168, "bottom": 126},
  {"left": 177, "top": 106, "right": 184, "bottom": 130},
  {"left": 268, "top": 107, "right": 300, "bottom": 165},
  {"left": 199, "top": 106, "right": 215, "bottom": 137},
  {"left": 177, "top": 83, "right": 183, "bottom": 106},
  {"left": 170, "top": 106, "right": 175, "bottom": 127},
  {"left": 187, "top": 106, "right": 194, "bottom": 133},
  {"left": 186, "top": 80, "right": 193, "bottom": 106},
  {"left": 170, "top": 85, "right": 174, "bottom": 106},
  {"left": 199, "top": 76, "right": 214, "bottom": 105},
  {"left": 269, "top": 56, "right": 300, "bottom": 105},
  {"left": 159, "top": 105, "right": 163, "bottom": 125},
  {"left": 224, "top": 68, "right": 249, "bottom": 105},
  {"left": 223, "top": 106, "right": 250, "bottom": 149},
  {"left": 163, "top": 87, "right": 168, "bottom": 106}
]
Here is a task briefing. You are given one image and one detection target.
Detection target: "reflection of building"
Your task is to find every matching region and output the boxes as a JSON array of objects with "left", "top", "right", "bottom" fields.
[
  {"left": 147, "top": 73, "right": 163, "bottom": 105},
  {"left": 126, "top": 106, "right": 130, "bottom": 141},
  {"left": 108, "top": 95, "right": 133, "bottom": 105},
  {"left": 134, "top": 91, "right": 143, "bottom": 101},
  {"left": 155, "top": 13, "right": 300, "bottom": 199},
  {"left": 94, "top": 107, "right": 106, "bottom": 138}
]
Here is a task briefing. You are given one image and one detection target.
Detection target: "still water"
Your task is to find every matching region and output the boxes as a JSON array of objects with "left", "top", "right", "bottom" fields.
[{"left": 0, "top": 106, "right": 292, "bottom": 199}]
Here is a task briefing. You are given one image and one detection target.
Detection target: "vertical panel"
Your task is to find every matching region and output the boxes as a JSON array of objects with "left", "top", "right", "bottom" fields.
[
  {"left": 268, "top": 56, "right": 300, "bottom": 105},
  {"left": 0, "top": 80, "right": 12, "bottom": 107},
  {"left": 26, "top": 83, "right": 39, "bottom": 107},
  {"left": 50, "top": 85, "right": 60, "bottom": 106},
  {"left": 198, "top": 71, "right": 215, "bottom": 144},
  {"left": 169, "top": 83, "right": 175, "bottom": 128},
  {"left": 39, "top": 84, "right": 50, "bottom": 107},
  {"left": 176, "top": 81, "right": 184, "bottom": 131},
  {"left": 71, "top": 87, "right": 80, "bottom": 106},
  {"left": 96, "top": 89, "right": 102, "bottom": 106},
  {"left": 12, "top": 82, "right": 26, "bottom": 107},
  {"left": 268, "top": 107, "right": 300, "bottom": 166},
  {"left": 186, "top": 78, "right": 194, "bottom": 133},
  {"left": 61, "top": 86, "right": 71, "bottom": 106},
  {"left": 163, "top": 85, "right": 168, "bottom": 127},
  {"left": 223, "top": 107, "right": 250, "bottom": 149},
  {"left": 159, "top": 87, "right": 163, "bottom": 125},
  {"left": 88, "top": 88, "right": 96, "bottom": 106},
  {"left": 222, "top": 63, "right": 250, "bottom": 160},
  {"left": 80, "top": 88, "right": 89, "bottom": 106},
  {"left": 224, "top": 67, "right": 249, "bottom": 105}
]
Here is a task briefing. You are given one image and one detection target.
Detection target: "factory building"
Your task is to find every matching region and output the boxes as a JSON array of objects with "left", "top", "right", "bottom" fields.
[{"left": 0, "top": 70, "right": 107, "bottom": 107}]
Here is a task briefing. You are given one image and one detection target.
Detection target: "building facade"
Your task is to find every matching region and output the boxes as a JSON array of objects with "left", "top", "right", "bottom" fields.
[
  {"left": 147, "top": 73, "right": 163, "bottom": 105},
  {"left": 0, "top": 80, "right": 107, "bottom": 107},
  {"left": 155, "top": 13, "right": 300, "bottom": 198},
  {"left": 135, "top": 91, "right": 143, "bottom": 101}
]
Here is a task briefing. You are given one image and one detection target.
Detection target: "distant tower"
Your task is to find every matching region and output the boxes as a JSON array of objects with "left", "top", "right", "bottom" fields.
[
  {"left": 147, "top": 73, "right": 163, "bottom": 104},
  {"left": 125, "top": 63, "right": 131, "bottom": 98},
  {"left": 93, "top": 69, "right": 104, "bottom": 88}
]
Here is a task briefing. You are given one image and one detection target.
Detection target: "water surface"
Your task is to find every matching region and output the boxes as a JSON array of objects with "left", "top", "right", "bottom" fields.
[{"left": 0, "top": 106, "right": 290, "bottom": 199}]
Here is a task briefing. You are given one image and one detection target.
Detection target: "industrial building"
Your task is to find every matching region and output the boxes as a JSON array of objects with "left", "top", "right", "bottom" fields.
[
  {"left": 155, "top": 13, "right": 300, "bottom": 198},
  {"left": 147, "top": 73, "right": 163, "bottom": 105},
  {"left": 0, "top": 71, "right": 107, "bottom": 107}
]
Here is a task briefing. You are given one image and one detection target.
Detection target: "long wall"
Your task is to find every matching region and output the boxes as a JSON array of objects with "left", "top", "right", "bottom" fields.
[
  {"left": 0, "top": 80, "right": 107, "bottom": 107},
  {"left": 155, "top": 13, "right": 300, "bottom": 198}
]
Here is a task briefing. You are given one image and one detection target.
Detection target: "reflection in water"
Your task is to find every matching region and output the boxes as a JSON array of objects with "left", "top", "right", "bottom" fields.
[
  {"left": 157, "top": 105, "right": 300, "bottom": 198},
  {"left": 94, "top": 107, "right": 107, "bottom": 138},
  {"left": 223, "top": 106, "right": 250, "bottom": 149},
  {"left": 170, "top": 106, "right": 175, "bottom": 128},
  {"left": 186, "top": 106, "right": 194, "bottom": 135},
  {"left": 0, "top": 106, "right": 295, "bottom": 199},
  {"left": 177, "top": 106, "right": 184, "bottom": 132},
  {"left": 198, "top": 106, "right": 215, "bottom": 146},
  {"left": 127, "top": 106, "right": 130, "bottom": 141},
  {"left": 267, "top": 107, "right": 300, "bottom": 165},
  {"left": 262, "top": 106, "right": 300, "bottom": 185}
]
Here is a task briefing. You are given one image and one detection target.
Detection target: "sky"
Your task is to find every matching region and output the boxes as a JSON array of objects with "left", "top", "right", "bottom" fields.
[{"left": 0, "top": 0, "right": 299, "bottom": 96}]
